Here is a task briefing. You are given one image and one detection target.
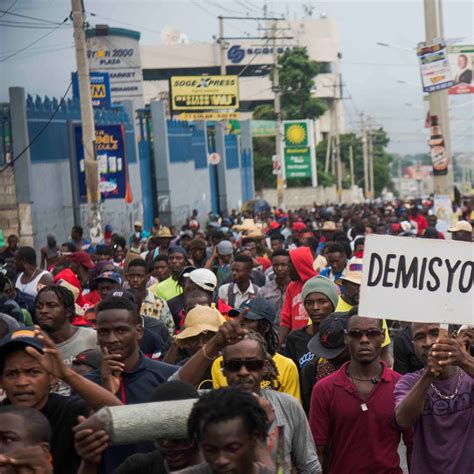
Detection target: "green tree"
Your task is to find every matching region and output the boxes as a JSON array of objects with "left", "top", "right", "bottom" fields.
[
  {"left": 252, "top": 47, "right": 328, "bottom": 189},
  {"left": 316, "top": 128, "right": 394, "bottom": 195}
]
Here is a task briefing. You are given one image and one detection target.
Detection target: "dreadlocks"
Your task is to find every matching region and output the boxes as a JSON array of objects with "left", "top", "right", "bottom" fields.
[
  {"left": 257, "top": 319, "right": 279, "bottom": 356},
  {"left": 239, "top": 331, "right": 281, "bottom": 390}
]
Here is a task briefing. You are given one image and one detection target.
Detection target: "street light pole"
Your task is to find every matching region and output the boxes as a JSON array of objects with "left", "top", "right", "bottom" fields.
[
  {"left": 218, "top": 16, "right": 226, "bottom": 75},
  {"left": 424, "top": 0, "right": 454, "bottom": 199}
]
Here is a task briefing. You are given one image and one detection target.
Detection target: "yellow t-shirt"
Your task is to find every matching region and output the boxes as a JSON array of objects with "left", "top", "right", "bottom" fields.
[
  {"left": 211, "top": 352, "right": 301, "bottom": 402},
  {"left": 336, "top": 296, "right": 391, "bottom": 348}
]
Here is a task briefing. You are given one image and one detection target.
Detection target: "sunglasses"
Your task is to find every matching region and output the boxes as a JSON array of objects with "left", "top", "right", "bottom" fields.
[
  {"left": 222, "top": 359, "right": 265, "bottom": 372},
  {"left": 345, "top": 329, "right": 385, "bottom": 339}
]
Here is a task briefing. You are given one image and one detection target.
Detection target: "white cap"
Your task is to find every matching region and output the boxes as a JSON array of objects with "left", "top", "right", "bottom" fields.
[
  {"left": 447, "top": 220, "right": 472, "bottom": 233},
  {"left": 189, "top": 268, "right": 217, "bottom": 292}
]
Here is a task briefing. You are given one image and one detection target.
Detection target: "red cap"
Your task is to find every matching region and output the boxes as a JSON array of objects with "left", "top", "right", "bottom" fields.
[
  {"left": 67, "top": 251, "right": 95, "bottom": 270},
  {"left": 291, "top": 221, "right": 306, "bottom": 232},
  {"left": 391, "top": 223, "right": 401, "bottom": 234},
  {"left": 269, "top": 221, "right": 280, "bottom": 230}
]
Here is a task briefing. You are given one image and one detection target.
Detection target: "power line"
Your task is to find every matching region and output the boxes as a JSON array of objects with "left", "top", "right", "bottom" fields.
[
  {"left": 0, "top": 20, "right": 71, "bottom": 29},
  {"left": 0, "top": 44, "right": 74, "bottom": 62},
  {"left": 0, "top": 81, "right": 73, "bottom": 174},
  {"left": 0, "top": 8, "right": 64, "bottom": 25},
  {"left": 0, "top": 0, "right": 18, "bottom": 18},
  {"left": 88, "top": 12, "right": 163, "bottom": 36}
]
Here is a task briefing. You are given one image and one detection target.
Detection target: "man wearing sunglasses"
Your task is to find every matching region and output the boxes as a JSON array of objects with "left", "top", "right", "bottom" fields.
[
  {"left": 309, "top": 314, "right": 413, "bottom": 474},
  {"left": 172, "top": 318, "right": 321, "bottom": 473}
]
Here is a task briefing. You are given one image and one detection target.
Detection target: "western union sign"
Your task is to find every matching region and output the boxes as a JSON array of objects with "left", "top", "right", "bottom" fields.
[{"left": 170, "top": 75, "right": 239, "bottom": 111}]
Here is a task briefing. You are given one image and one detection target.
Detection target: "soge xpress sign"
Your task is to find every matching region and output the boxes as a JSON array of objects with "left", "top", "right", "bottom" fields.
[{"left": 359, "top": 235, "right": 474, "bottom": 325}]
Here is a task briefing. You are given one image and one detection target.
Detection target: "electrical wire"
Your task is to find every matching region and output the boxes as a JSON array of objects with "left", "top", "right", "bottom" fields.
[
  {"left": 0, "top": 44, "right": 74, "bottom": 62},
  {"left": 0, "top": 20, "right": 71, "bottom": 29},
  {"left": 0, "top": 0, "right": 18, "bottom": 18},
  {"left": 0, "top": 81, "right": 73, "bottom": 174},
  {"left": 0, "top": 17, "right": 69, "bottom": 63},
  {"left": 0, "top": 8, "right": 64, "bottom": 25}
]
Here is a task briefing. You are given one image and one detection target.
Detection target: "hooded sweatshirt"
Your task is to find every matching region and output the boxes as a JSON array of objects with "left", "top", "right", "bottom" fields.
[{"left": 280, "top": 247, "right": 317, "bottom": 330}]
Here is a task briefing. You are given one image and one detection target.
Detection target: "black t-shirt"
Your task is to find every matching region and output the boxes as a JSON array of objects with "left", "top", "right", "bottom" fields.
[
  {"left": 2, "top": 393, "right": 89, "bottom": 474},
  {"left": 393, "top": 326, "right": 424, "bottom": 374},
  {"left": 167, "top": 294, "right": 185, "bottom": 329},
  {"left": 117, "top": 450, "right": 167, "bottom": 474},
  {"left": 284, "top": 327, "right": 314, "bottom": 371}
]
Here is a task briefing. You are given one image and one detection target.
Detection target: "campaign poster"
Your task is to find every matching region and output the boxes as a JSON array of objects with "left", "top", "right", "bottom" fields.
[
  {"left": 447, "top": 45, "right": 474, "bottom": 95},
  {"left": 75, "top": 124, "right": 128, "bottom": 200}
]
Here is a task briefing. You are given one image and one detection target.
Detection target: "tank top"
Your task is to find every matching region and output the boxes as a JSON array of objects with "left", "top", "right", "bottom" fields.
[{"left": 16, "top": 270, "right": 50, "bottom": 297}]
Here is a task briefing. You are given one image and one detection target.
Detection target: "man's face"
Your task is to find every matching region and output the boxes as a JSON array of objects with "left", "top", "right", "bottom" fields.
[
  {"left": 7, "top": 236, "right": 18, "bottom": 250},
  {"left": 58, "top": 245, "right": 73, "bottom": 262},
  {"left": 98, "top": 280, "right": 121, "bottom": 300},
  {"left": 113, "top": 246, "right": 125, "bottom": 262},
  {"left": 272, "top": 255, "right": 289, "bottom": 280},
  {"left": 168, "top": 252, "right": 186, "bottom": 275},
  {"left": 288, "top": 260, "right": 300, "bottom": 281},
  {"left": 326, "top": 251, "right": 347, "bottom": 274},
  {"left": 345, "top": 316, "right": 385, "bottom": 364},
  {"left": 411, "top": 323, "right": 440, "bottom": 365},
  {"left": 245, "top": 241, "right": 257, "bottom": 258},
  {"left": 180, "top": 237, "right": 192, "bottom": 251},
  {"left": 231, "top": 262, "right": 250, "bottom": 285},
  {"left": 182, "top": 332, "right": 215, "bottom": 354},
  {"left": 458, "top": 55, "right": 467, "bottom": 68},
  {"left": 36, "top": 290, "right": 69, "bottom": 333},
  {"left": 154, "top": 218, "right": 160, "bottom": 227},
  {"left": 376, "top": 224, "right": 386, "bottom": 235},
  {"left": 96, "top": 309, "right": 142, "bottom": 362},
  {"left": 304, "top": 292, "right": 334, "bottom": 325},
  {"left": 452, "top": 231, "right": 471, "bottom": 242},
  {"left": 270, "top": 238, "right": 284, "bottom": 252},
  {"left": 95, "top": 252, "right": 111, "bottom": 263},
  {"left": 134, "top": 225, "right": 142, "bottom": 234},
  {"left": 190, "top": 248, "right": 205, "bottom": 262},
  {"left": 0, "top": 351, "right": 50, "bottom": 409},
  {"left": 0, "top": 413, "right": 31, "bottom": 457},
  {"left": 342, "top": 280, "right": 360, "bottom": 305},
  {"left": 126, "top": 265, "right": 147, "bottom": 291},
  {"left": 219, "top": 254, "right": 232, "bottom": 265},
  {"left": 153, "top": 260, "right": 171, "bottom": 281},
  {"left": 200, "top": 417, "right": 257, "bottom": 474},
  {"left": 157, "top": 438, "right": 196, "bottom": 471},
  {"left": 71, "top": 228, "right": 81, "bottom": 241},
  {"left": 13, "top": 254, "right": 24, "bottom": 273},
  {"left": 222, "top": 339, "right": 266, "bottom": 392},
  {"left": 158, "top": 238, "right": 172, "bottom": 250},
  {"left": 427, "top": 215, "right": 437, "bottom": 227}
]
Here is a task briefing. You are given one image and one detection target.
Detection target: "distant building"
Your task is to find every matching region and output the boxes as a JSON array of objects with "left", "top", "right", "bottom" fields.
[{"left": 141, "top": 17, "right": 345, "bottom": 142}]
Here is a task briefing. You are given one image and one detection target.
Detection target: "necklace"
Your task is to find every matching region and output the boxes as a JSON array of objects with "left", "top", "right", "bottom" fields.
[
  {"left": 20, "top": 269, "right": 39, "bottom": 292},
  {"left": 346, "top": 363, "right": 383, "bottom": 384},
  {"left": 430, "top": 371, "right": 463, "bottom": 400}
]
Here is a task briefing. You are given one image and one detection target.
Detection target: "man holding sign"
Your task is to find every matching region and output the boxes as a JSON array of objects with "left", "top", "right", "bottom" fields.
[
  {"left": 394, "top": 323, "right": 474, "bottom": 473},
  {"left": 359, "top": 234, "right": 473, "bottom": 473}
]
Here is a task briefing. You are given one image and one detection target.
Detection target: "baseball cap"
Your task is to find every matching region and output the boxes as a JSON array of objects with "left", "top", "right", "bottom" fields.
[
  {"left": 169, "top": 245, "right": 188, "bottom": 257},
  {"left": 175, "top": 305, "right": 225, "bottom": 340},
  {"left": 94, "top": 271, "right": 122, "bottom": 285},
  {"left": 188, "top": 268, "right": 217, "bottom": 292},
  {"left": 111, "top": 289, "right": 137, "bottom": 303},
  {"left": 67, "top": 251, "right": 95, "bottom": 270},
  {"left": 217, "top": 240, "right": 233, "bottom": 256},
  {"left": 307, "top": 312, "right": 351, "bottom": 359},
  {"left": 134, "top": 221, "right": 143, "bottom": 228},
  {"left": 179, "top": 265, "right": 197, "bottom": 280},
  {"left": 72, "top": 349, "right": 102, "bottom": 370},
  {"left": 291, "top": 221, "right": 306, "bottom": 232},
  {"left": 228, "top": 298, "right": 276, "bottom": 325},
  {"left": 0, "top": 329, "right": 44, "bottom": 359},
  {"left": 447, "top": 220, "right": 472, "bottom": 233}
]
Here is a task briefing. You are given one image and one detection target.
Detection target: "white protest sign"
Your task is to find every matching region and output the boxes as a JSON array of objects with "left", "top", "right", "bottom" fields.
[{"left": 359, "top": 235, "right": 474, "bottom": 325}]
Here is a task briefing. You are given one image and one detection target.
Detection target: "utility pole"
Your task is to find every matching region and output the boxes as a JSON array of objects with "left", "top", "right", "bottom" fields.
[
  {"left": 367, "top": 122, "right": 374, "bottom": 199},
  {"left": 271, "top": 20, "right": 284, "bottom": 208},
  {"left": 424, "top": 0, "right": 454, "bottom": 199},
  {"left": 361, "top": 114, "right": 369, "bottom": 200},
  {"left": 71, "top": 0, "right": 102, "bottom": 241},
  {"left": 334, "top": 66, "right": 342, "bottom": 202},
  {"left": 349, "top": 144, "right": 354, "bottom": 187},
  {"left": 218, "top": 16, "right": 226, "bottom": 75}
]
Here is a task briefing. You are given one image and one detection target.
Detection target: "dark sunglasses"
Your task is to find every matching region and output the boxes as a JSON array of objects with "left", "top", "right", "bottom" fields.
[
  {"left": 345, "top": 329, "right": 385, "bottom": 339},
  {"left": 223, "top": 359, "right": 265, "bottom": 372}
]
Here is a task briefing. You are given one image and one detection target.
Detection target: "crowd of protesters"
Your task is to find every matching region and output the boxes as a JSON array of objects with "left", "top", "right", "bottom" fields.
[{"left": 0, "top": 198, "right": 472, "bottom": 474}]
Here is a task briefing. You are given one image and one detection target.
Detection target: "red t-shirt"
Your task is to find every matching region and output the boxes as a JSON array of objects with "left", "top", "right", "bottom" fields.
[{"left": 309, "top": 361, "right": 413, "bottom": 474}]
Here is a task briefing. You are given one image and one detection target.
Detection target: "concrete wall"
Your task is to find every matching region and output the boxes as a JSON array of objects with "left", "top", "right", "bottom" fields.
[
  {"left": 260, "top": 185, "right": 364, "bottom": 208},
  {"left": 0, "top": 167, "right": 20, "bottom": 242}
]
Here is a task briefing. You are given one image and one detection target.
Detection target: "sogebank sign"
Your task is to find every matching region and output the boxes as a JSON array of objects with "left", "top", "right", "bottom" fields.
[{"left": 227, "top": 44, "right": 293, "bottom": 64}]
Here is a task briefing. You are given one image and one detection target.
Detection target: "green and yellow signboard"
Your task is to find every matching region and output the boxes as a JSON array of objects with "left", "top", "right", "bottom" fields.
[{"left": 283, "top": 121, "right": 313, "bottom": 179}]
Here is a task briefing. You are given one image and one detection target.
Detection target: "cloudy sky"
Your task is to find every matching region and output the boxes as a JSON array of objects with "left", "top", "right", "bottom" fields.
[{"left": 1, "top": 0, "right": 473, "bottom": 156}]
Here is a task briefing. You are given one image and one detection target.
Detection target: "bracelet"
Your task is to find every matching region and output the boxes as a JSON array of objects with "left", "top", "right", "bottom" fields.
[{"left": 202, "top": 344, "right": 217, "bottom": 361}]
